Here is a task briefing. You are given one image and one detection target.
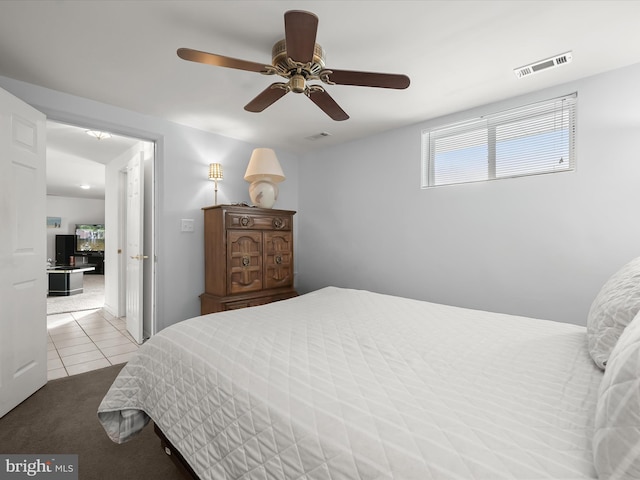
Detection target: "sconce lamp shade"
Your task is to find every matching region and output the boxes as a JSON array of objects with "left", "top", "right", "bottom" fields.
[
  {"left": 208, "top": 163, "right": 223, "bottom": 205},
  {"left": 208, "top": 163, "right": 223, "bottom": 181},
  {"left": 244, "top": 148, "right": 285, "bottom": 183}
]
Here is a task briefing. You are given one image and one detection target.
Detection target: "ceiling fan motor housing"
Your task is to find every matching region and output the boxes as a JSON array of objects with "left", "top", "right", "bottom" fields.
[{"left": 272, "top": 39, "right": 326, "bottom": 76}]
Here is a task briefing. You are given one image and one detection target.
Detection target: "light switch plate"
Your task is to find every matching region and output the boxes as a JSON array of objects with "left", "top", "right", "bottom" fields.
[{"left": 181, "top": 218, "right": 194, "bottom": 233}]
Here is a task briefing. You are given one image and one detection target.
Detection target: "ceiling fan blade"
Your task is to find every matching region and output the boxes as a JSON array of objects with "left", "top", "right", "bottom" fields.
[
  {"left": 321, "top": 69, "right": 410, "bottom": 89},
  {"left": 284, "top": 10, "right": 318, "bottom": 64},
  {"left": 244, "top": 84, "right": 289, "bottom": 112},
  {"left": 177, "top": 48, "right": 270, "bottom": 73},
  {"left": 308, "top": 89, "right": 349, "bottom": 121}
]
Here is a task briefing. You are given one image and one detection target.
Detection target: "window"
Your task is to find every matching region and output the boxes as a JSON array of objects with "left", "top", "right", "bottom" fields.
[{"left": 421, "top": 93, "right": 577, "bottom": 187}]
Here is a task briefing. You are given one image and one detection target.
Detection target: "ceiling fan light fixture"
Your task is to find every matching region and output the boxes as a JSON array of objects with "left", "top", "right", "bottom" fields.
[
  {"left": 290, "top": 74, "right": 306, "bottom": 93},
  {"left": 85, "top": 130, "right": 112, "bottom": 140}
]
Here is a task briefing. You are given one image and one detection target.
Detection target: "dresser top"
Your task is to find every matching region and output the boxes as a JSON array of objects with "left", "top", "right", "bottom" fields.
[{"left": 202, "top": 204, "right": 296, "bottom": 215}]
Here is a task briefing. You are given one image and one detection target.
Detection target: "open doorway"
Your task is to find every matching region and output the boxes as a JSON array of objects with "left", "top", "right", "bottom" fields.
[{"left": 45, "top": 120, "right": 155, "bottom": 379}]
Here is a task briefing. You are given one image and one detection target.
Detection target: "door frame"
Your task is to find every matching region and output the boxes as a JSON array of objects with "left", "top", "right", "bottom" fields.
[{"left": 43, "top": 110, "right": 161, "bottom": 338}]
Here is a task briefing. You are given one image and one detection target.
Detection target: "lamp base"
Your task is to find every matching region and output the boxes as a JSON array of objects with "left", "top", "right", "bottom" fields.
[{"left": 248, "top": 180, "right": 279, "bottom": 209}]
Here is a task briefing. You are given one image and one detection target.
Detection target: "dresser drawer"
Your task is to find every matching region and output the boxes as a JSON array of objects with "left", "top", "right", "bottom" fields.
[
  {"left": 200, "top": 290, "right": 299, "bottom": 314},
  {"left": 225, "top": 297, "right": 272, "bottom": 310},
  {"left": 226, "top": 212, "right": 292, "bottom": 231}
]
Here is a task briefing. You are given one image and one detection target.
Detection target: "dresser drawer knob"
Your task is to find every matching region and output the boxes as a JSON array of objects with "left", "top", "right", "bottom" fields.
[
  {"left": 240, "top": 216, "right": 250, "bottom": 227},
  {"left": 275, "top": 255, "right": 283, "bottom": 265},
  {"left": 273, "top": 217, "right": 284, "bottom": 229},
  {"left": 241, "top": 256, "right": 250, "bottom": 267}
]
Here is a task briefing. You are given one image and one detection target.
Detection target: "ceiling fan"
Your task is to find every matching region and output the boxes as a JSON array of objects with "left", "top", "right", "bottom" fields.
[{"left": 177, "top": 10, "right": 410, "bottom": 121}]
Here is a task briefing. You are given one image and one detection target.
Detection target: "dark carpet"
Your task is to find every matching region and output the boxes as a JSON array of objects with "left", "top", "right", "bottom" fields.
[{"left": 0, "top": 364, "right": 185, "bottom": 479}]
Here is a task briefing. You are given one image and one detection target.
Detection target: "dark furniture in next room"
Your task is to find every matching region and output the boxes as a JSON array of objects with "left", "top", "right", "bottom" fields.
[
  {"left": 55, "top": 234, "right": 76, "bottom": 266},
  {"left": 47, "top": 266, "right": 95, "bottom": 296},
  {"left": 55, "top": 234, "right": 104, "bottom": 274}
]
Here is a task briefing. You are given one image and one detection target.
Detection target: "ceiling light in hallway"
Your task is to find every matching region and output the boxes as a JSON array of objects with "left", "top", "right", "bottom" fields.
[{"left": 85, "top": 130, "right": 112, "bottom": 140}]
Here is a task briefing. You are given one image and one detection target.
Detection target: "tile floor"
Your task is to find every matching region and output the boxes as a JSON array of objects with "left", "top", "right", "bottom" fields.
[{"left": 47, "top": 308, "right": 140, "bottom": 380}]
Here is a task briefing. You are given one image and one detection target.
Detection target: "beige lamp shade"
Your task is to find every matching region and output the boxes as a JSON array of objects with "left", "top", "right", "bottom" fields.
[{"left": 244, "top": 148, "right": 285, "bottom": 183}]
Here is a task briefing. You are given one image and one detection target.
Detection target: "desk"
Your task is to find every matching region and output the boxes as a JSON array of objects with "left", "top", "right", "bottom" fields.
[{"left": 47, "top": 266, "right": 96, "bottom": 296}]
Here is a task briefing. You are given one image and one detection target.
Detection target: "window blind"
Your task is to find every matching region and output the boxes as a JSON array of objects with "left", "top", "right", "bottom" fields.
[{"left": 421, "top": 93, "right": 577, "bottom": 187}]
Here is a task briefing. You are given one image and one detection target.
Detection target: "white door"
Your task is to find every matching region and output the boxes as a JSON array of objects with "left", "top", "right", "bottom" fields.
[
  {"left": 125, "top": 152, "right": 144, "bottom": 344},
  {"left": 0, "top": 87, "right": 47, "bottom": 418}
]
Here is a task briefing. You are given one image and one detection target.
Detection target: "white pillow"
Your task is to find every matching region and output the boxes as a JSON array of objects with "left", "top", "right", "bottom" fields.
[
  {"left": 587, "top": 256, "right": 640, "bottom": 370},
  {"left": 593, "top": 310, "right": 640, "bottom": 479}
]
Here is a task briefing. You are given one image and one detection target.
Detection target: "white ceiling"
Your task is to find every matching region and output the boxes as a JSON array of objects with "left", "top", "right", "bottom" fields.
[
  {"left": 46, "top": 122, "right": 141, "bottom": 199},
  {"left": 2, "top": 0, "right": 640, "bottom": 197}
]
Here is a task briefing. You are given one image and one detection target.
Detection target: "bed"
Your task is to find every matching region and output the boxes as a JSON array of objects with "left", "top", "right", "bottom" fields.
[{"left": 98, "top": 257, "right": 640, "bottom": 480}]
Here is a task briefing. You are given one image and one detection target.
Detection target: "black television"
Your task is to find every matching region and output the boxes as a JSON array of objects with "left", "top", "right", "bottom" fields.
[{"left": 75, "top": 224, "right": 105, "bottom": 253}]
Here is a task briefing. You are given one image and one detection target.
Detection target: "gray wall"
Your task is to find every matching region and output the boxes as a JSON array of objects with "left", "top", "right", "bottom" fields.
[
  {"left": 0, "top": 75, "right": 299, "bottom": 332},
  {"left": 296, "top": 62, "right": 640, "bottom": 325},
  {"left": 5, "top": 60, "right": 640, "bottom": 329}
]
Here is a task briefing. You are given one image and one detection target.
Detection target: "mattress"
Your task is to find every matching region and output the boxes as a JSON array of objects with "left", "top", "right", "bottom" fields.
[{"left": 98, "top": 286, "right": 603, "bottom": 479}]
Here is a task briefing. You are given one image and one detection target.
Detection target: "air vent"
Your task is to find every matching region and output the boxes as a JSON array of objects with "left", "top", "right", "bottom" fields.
[
  {"left": 305, "top": 132, "right": 332, "bottom": 141},
  {"left": 514, "top": 51, "right": 573, "bottom": 79}
]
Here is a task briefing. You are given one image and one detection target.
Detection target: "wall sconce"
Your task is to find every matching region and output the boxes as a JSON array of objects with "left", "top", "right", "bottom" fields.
[
  {"left": 208, "top": 163, "right": 223, "bottom": 205},
  {"left": 244, "top": 148, "right": 285, "bottom": 209}
]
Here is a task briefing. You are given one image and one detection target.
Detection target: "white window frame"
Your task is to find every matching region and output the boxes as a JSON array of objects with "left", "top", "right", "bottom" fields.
[{"left": 421, "top": 93, "right": 577, "bottom": 188}]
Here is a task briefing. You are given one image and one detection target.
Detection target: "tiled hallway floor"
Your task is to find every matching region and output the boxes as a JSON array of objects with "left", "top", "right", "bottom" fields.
[{"left": 47, "top": 309, "right": 140, "bottom": 380}]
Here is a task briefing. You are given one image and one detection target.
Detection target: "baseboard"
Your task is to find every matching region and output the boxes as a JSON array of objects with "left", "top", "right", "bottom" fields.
[{"left": 102, "top": 303, "right": 118, "bottom": 317}]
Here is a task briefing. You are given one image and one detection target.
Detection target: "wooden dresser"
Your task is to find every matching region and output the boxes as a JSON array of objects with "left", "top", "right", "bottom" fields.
[{"left": 200, "top": 205, "right": 297, "bottom": 314}]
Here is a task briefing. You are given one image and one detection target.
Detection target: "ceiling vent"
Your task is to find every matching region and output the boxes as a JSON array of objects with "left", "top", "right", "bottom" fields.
[
  {"left": 514, "top": 51, "right": 572, "bottom": 79},
  {"left": 305, "top": 132, "right": 332, "bottom": 141}
]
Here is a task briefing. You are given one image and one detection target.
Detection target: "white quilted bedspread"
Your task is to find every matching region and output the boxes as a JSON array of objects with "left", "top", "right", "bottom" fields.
[{"left": 98, "top": 287, "right": 603, "bottom": 479}]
